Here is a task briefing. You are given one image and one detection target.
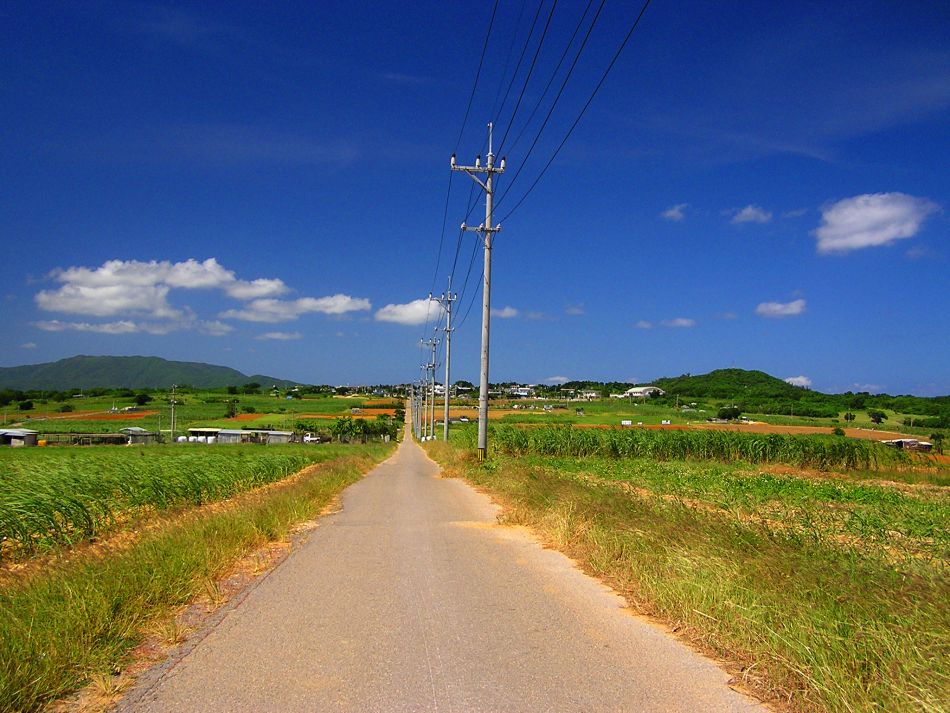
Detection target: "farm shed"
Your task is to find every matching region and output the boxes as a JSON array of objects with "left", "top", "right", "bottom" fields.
[
  {"left": 217, "top": 429, "right": 247, "bottom": 444},
  {"left": 120, "top": 427, "right": 160, "bottom": 445},
  {"left": 0, "top": 429, "right": 39, "bottom": 447},
  {"left": 265, "top": 430, "right": 293, "bottom": 444},
  {"left": 188, "top": 428, "right": 222, "bottom": 440}
]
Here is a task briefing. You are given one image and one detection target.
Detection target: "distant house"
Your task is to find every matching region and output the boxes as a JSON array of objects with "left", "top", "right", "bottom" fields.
[
  {"left": 0, "top": 429, "right": 38, "bottom": 447},
  {"left": 617, "top": 386, "right": 665, "bottom": 399}
]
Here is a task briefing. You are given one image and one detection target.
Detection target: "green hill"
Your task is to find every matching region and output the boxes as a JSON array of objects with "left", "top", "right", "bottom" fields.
[
  {"left": 0, "top": 356, "right": 297, "bottom": 390},
  {"left": 653, "top": 368, "right": 804, "bottom": 399}
]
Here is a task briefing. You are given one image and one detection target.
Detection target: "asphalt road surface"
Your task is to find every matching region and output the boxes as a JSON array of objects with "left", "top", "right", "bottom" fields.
[{"left": 119, "top": 435, "right": 762, "bottom": 712}]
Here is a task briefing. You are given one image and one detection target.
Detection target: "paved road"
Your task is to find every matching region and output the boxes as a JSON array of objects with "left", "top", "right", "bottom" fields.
[{"left": 120, "top": 435, "right": 762, "bottom": 712}]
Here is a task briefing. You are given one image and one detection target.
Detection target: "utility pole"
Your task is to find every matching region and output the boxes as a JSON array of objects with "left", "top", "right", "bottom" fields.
[
  {"left": 452, "top": 122, "right": 505, "bottom": 460},
  {"left": 419, "top": 366, "right": 429, "bottom": 440},
  {"left": 170, "top": 384, "right": 177, "bottom": 442},
  {"left": 438, "top": 278, "right": 457, "bottom": 442},
  {"left": 422, "top": 337, "right": 439, "bottom": 440}
]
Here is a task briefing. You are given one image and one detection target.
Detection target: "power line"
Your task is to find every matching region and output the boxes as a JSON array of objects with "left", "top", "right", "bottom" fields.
[
  {"left": 506, "top": 0, "right": 596, "bottom": 156},
  {"left": 492, "top": 0, "right": 608, "bottom": 212},
  {"left": 454, "top": 0, "right": 501, "bottom": 154},
  {"left": 499, "top": 0, "right": 654, "bottom": 223},
  {"left": 495, "top": 0, "right": 560, "bottom": 157}
]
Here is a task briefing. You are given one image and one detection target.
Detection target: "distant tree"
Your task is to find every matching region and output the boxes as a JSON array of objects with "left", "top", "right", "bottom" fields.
[
  {"left": 843, "top": 412, "right": 856, "bottom": 422},
  {"left": 930, "top": 433, "right": 944, "bottom": 455},
  {"left": 57, "top": 404, "right": 74, "bottom": 413},
  {"left": 18, "top": 400, "right": 34, "bottom": 411},
  {"left": 225, "top": 399, "right": 239, "bottom": 418},
  {"left": 241, "top": 406, "right": 256, "bottom": 414},
  {"left": 394, "top": 405, "right": 406, "bottom": 423},
  {"left": 242, "top": 382, "right": 261, "bottom": 395},
  {"left": 717, "top": 406, "right": 741, "bottom": 420},
  {"left": 867, "top": 409, "right": 887, "bottom": 425},
  {"left": 134, "top": 393, "right": 153, "bottom": 406},
  {"left": 226, "top": 385, "right": 238, "bottom": 395}
]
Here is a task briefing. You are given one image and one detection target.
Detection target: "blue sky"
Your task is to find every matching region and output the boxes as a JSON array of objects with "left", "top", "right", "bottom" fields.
[{"left": 2, "top": 1, "right": 948, "bottom": 394}]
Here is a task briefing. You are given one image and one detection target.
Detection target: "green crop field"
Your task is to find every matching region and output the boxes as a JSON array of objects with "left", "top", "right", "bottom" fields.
[
  {"left": 480, "top": 424, "right": 910, "bottom": 471},
  {"left": 0, "top": 444, "right": 359, "bottom": 559},
  {"left": 428, "top": 433, "right": 950, "bottom": 712}
]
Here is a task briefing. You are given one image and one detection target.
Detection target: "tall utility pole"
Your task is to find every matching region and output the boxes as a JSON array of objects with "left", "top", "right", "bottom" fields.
[
  {"left": 424, "top": 337, "right": 439, "bottom": 440},
  {"left": 170, "top": 384, "right": 177, "bottom": 442},
  {"left": 419, "top": 365, "right": 429, "bottom": 440},
  {"left": 452, "top": 123, "right": 505, "bottom": 460},
  {"left": 438, "top": 279, "right": 457, "bottom": 442}
]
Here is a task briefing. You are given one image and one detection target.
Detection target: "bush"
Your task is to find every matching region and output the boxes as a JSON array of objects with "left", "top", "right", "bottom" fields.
[
  {"left": 717, "top": 406, "right": 741, "bottom": 420},
  {"left": 832, "top": 427, "right": 845, "bottom": 436}
]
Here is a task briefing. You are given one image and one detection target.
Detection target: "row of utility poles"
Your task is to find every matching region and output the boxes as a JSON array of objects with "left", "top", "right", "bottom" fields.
[{"left": 412, "top": 124, "right": 503, "bottom": 457}]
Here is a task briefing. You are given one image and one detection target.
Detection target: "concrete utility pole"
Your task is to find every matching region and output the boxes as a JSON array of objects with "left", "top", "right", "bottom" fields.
[
  {"left": 438, "top": 279, "right": 457, "bottom": 442},
  {"left": 170, "top": 384, "right": 177, "bottom": 442},
  {"left": 419, "top": 365, "right": 429, "bottom": 440},
  {"left": 424, "top": 337, "right": 439, "bottom": 440},
  {"left": 452, "top": 122, "right": 505, "bottom": 460}
]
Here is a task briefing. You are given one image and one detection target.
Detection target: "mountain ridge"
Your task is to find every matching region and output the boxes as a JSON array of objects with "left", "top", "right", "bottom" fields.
[{"left": 0, "top": 355, "right": 298, "bottom": 390}]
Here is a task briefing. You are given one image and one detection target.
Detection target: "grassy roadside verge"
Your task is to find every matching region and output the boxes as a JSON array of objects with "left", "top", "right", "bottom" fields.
[
  {"left": 0, "top": 444, "right": 393, "bottom": 713},
  {"left": 427, "top": 441, "right": 949, "bottom": 712}
]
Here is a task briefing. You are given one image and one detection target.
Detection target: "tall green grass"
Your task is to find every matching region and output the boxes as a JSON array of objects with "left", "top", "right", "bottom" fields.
[
  {"left": 0, "top": 445, "right": 391, "bottom": 713},
  {"left": 429, "top": 441, "right": 949, "bottom": 712},
  {"left": 0, "top": 445, "right": 352, "bottom": 557},
  {"left": 482, "top": 425, "right": 908, "bottom": 470}
]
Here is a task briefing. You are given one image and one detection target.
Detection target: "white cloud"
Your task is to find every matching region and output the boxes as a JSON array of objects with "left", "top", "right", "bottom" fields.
[
  {"left": 20, "top": 342, "right": 37, "bottom": 349},
  {"left": 731, "top": 205, "right": 773, "bottom": 224},
  {"left": 255, "top": 331, "right": 302, "bottom": 341},
  {"left": 224, "top": 295, "right": 371, "bottom": 323},
  {"left": 633, "top": 320, "right": 653, "bottom": 329},
  {"left": 544, "top": 376, "right": 570, "bottom": 385},
  {"left": 224, "top": 278, "right": 288, "bottom": 300},
  {"left": 661, "top": 203, "right": 688, "bottom": 221},
  {"left": 165, "top": 257, "right": 234, "bottom": 289},
  {"left": 784, "top": 375, "right": 812, "bottom": 388},
  {"left": 374, "top": 298, "right": 442, "bottom": 326},
  {"left": 35, "top": 258, "right": 295, "bottom": 322},
  {"left": 565, "top": 304, "right": 585, "bottom": 316},
  {"left": 813, "top": 192, "right": 939, "bottom": 254},
  {"left": 756, "top": 299, "right": 806, "bottom": 318},
  {"left": 36, "top": 283, "right": 179, "bottom": 318},
  {"left": 33, "top": 317, "right": 233, "bottom": 336},
  {"left": 661, "top": 318, "right": 697, "bottom": 328},
  {"left": 34, "top": 320, "right": 141, "bottom": 334},
  {"left": 491, "top": 306, "right": 519, "bottom": 319}
]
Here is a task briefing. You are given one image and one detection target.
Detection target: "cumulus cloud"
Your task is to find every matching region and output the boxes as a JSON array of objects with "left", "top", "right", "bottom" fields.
[
  {"left": 731, "top": 205, "right": 773, "bottom": 224},
  {"left": 756, "top": 299, "right": 806, "bottom": 317},
  {"left": 491, "top": 306, "right": 519, "bottom": 319},
  {"left": 36, "top": 257, "right": 291, "bottom": 320},
  {"left": 255, "top": 331, "right": 302, "bottom": 341},
  {"left": 661, "top": 203, "right": 688, "bottom": 221},
  {"left": 374, "top": 298, "right": 442, "bottom": 326},
  {"left": 33, "top": 317, "right": 233, "bottom": 336},
  {"left": 813, "top": 192, "right": 939, "bottom": 254},
  {"left": 544, "top": 376, "right": 570, "bottom": 385},
  {"left": 20, "top": 342, "right": 37, "bottom": 349},
  {"left": 784, "top": 375, "right": 812, "bottom": 388},
  {"left": 633, "top": 320, "right": 653, "bottom": 329},
  {"left": 661, "top": 317, "right": 697, "bottom": 328},
  {"left": 223, "top": 295, "right": 371, "bottom": 323}
]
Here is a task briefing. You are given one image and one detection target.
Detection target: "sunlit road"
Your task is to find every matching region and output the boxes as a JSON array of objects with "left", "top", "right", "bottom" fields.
[{"left": 119, "top": 435, "right": 762, "bottom": 712}]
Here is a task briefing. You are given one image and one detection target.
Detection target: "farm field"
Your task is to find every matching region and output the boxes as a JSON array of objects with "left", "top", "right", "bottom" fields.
[
  {"left": 4, "top": 391, "right": 401, "bottom": 435},
  {"left": 427, "top": 427, "right": 950, "bottom": 712},
  {"left": 0, "top": 441, "right": 394, "bottom": 712}
]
